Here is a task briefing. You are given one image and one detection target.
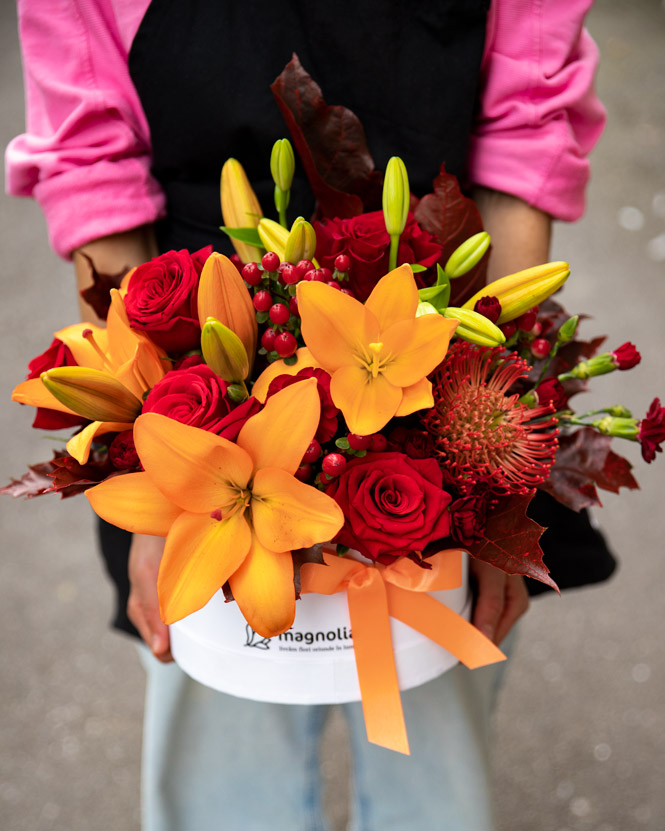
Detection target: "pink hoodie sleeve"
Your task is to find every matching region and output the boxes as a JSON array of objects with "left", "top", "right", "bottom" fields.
[
  {"left": 468, "top": 0, "right": 606, "bottom": 221},
  {"left": 5, "top": 0, "right": 163, "bottom": 259}
]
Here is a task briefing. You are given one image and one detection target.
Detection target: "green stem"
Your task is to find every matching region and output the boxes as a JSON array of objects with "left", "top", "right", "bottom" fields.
[
  {"left": 389, "top": 234, "right": 400, "bottom": 271},
  {"left": 278, "top": 205, "right": 288, "bottom": 228}
]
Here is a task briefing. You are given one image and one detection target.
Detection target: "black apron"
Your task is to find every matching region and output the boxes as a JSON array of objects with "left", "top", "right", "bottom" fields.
[{"left": 99, "top": 0, "right": 614, "bottom": 637}]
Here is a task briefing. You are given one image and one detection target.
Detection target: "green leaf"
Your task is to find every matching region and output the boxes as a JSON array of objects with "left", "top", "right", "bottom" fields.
[
  {"left": 336, "top": 545, "right": 350, "bottom": 557},
  {"left": 417, "top": 281, "right": 450, "bottom": 312},
  {"left": 220, "top": 226, "right": 264, "bottom": 247},
  {"left": 335, "top": 437, "right": 350, "bottom": 450},
  {"left": 256, "top": 311, "right": 270, "bottom": 324},
  {"left": 283, "top": 355, "right": 298, "bottom": 366},
  {"left": 355, "top": 449, "right": 368, "bottom": 458},
  {"left": 409, "top": 263, "right": 427, "bottom": 273}
]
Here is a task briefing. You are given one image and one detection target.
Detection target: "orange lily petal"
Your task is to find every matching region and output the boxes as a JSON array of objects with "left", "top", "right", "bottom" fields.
[
  {"left": 11, "top": 378, "right": 79, "bottom": 415},
  {"left": 158, "top": 509, "right": 252, "bottom": 624},
  {"left": 197, "top": 253, "right": 258, "bottom": 364},
  {"left": 85, "top": 472, "right": 183, "bottom": 536},
  {"left": 330, "top": 365, "right": 402, "bottom": 435},
  {"left": 297, "top": 281, "right": 380, "bottom": 372},
  {"left": 251, "top": 348, "right": 320, "bottom": 403},
  {"left": 228, "top": 537, "right": 295, "bottom": 638},
  {"left": 54, "top": 323, "right": 108, "bottom": 370},
  {"left": 67, "top": 420, "right": 134, "bottom": 464},
  {"left": 134, "top": 413, "right": 253, "bottom": 513},
  {"left": 381, "top": 315, "right": 457, "bottom": 388},
  {"left": 119, "top": 267, "right": 136, "bottom": 294},
  {"left": 365, "top": 264, "right": 418, "bottom": 329},
  {"left": 394, "top": 378, "right": 434, "bottom": 417},
  {"left": 251, "top": 467, "right": 344, "bottom": 551},
  {"left": 107, "top": 292, "right": 170, "bottom": 383},
  {"left": 237, "top": 378, "right": 320, "bottom": 475},
  {"left": 115, "top": 342, "right": 167, "bottom": 400}
]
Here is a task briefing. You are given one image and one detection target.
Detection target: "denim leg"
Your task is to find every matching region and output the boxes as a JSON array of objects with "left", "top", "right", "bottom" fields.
[
  {"left": 139, "top": 648, "right": 330, "bottom": 831},
  {"left": 341, "top": 660, "right": 507, "bottom": 831}
]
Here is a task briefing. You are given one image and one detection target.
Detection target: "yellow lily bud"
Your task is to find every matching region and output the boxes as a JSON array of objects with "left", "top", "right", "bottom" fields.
[
  {"left": 462, "top": 262, "right": 570, "bottom": 324},
  {"left": 220, "top": 158, "right": 263, "bottom": 264},
  {"left": 443, "top": 307, "right": 506, "bottom": 347},
  {"left": 270, "top": 138, "right": 295, "bottom": 193},
  {"left": 382, "top": 156, "right": 410, "bottom": 236},
  {"left": 257, "top": 218, "right": 290, "bottom": 261},
  {"left": 201, "top": 317, "right": 250, "bottom": 383},
  {"left": 416, "top": 301, "right": 439, "bottom": 317},
  {"left": 41, "top": 367, "right": 142, "bottom": 422},
  {"left": 284, "top": 218, "right": 317, "bottom": 264},
  {"left": 444, "top": 232, "right": 491, "bottom": 279},
  {"left": 197, "top": 252, "right": 257, "bottom": 369}
]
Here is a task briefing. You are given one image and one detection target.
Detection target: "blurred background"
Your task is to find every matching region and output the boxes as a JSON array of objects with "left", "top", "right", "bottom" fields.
[{"left": 1, "top": 2, "right": 663, "bottom": 829}]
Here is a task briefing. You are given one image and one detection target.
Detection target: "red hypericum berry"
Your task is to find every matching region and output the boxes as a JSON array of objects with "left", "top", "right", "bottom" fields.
[
  {"left": 294, "top": 464, "right": 312, "bottom": 483},
  {"left": 322, "top": 453, "right": 346, "bottom": 477},
  {"left": 334, "top": 254, "right": 351, "bottom": 273},
  {"left": 269, "top": 303, "right": 290, "bottom": 325},
  {"left": 273, "top": 331, "right": 298, "bottom": 358},
  {"left": 306, "top": 268, "right": 326, "bottom": 282},
  {"left": 253, "top": 290, "right": 272, "bottom": 312},
  {"left": 280, "top": 263, "right": 300, "bottom": 285},
  {"left": 326, "top": 281, "right": 342, "bottom": 290},
  {"left": 531, "top": 338, "right": 551, "bottom": 359},
  {"left": 230, "top": 253, "right": 242, "bottom": 268},
  {"left": 318, "top": 268, "right": 333, "bottom": 282},
  {"left": 242, "top": 262, "right": 263, "bottom": 286},
  {"left": 501, "top": 321, "right": 517, "bottom": 339},
  {"left": 302, "top": 269, "right": 316, "bottom": 281},
  {"left": 288, "top": 296, "right": 299, "bottom": 316},
  {"left": 530, "top": 322, "right": 543, "bottom": 338},
  {"left": 296, "top": 259, "right": 314, "bottom": 275},
  {"left": 516, "top": 310, "right": 538, "bottom": 332},
  {"left": 261, "top": 328, "right": 277, "bottom": 351},
  {"left": 370, "top": 433, "right": 388, "bottom": 452},
  {"left": 261, "top": 251, "right": 280, "bottom": 272},
  {"left": 347, "top": 433, "right": 373, "bottom": 451},
  {"left": 340, "top": 288, "right": 356, "bottom": 298},
  {"left": 302, "top": 438, "right": 322, "bottom": 464}
]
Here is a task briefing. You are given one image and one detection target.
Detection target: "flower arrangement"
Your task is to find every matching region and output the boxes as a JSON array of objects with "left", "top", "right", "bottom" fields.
[{"left": 5, "top": 56, "right": 663, "bottom": 753}]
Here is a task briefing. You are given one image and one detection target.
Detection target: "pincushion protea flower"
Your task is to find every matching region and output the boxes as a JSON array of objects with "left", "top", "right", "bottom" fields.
[{"left": 423, "top": 343, "right": 559, "bottom": 495}]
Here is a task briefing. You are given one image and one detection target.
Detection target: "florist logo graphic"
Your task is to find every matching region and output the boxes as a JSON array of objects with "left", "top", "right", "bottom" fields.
[{"left": 244, "top": 625, "right": 271, "bottom": 650}]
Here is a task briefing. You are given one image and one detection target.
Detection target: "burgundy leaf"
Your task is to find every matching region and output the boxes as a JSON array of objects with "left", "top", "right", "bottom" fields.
[
  {"left": 1, "top": 460, "right": 57, "bottom": 499},
  {"left": 413, "top": 165, "right": 488, "bottom": 303},
  {"left": 466, "top": 493, "right": 557, "bottom": 590},
  {"left": 594, "top": 449, "right": 639, "bottom": 495},
  {"left": 539, "top": 427, "right": 612, "bottom": 511},
  {"left": 271, "top": 54, "right": 383, "bottom": 218},
  {"left": 78, "top": 252, "right": 130, "bottom": 321}
]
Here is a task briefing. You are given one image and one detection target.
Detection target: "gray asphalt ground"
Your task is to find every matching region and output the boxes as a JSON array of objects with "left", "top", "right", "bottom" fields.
[{"left": 1, "top": 3, "right": 664, "bottom": 830}]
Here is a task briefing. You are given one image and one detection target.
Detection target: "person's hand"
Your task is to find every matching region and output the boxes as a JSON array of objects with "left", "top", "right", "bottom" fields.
[
  {"left": 127, "top": 534, "right": 173, "bottom": 662},
  {"left": 469, "top": 558, "right": 529, "bottom": 646}
]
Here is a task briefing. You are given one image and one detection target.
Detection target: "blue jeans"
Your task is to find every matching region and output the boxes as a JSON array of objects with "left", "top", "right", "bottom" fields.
[{"left": 139, "top": 646, "right": 510, "bottom": 831}]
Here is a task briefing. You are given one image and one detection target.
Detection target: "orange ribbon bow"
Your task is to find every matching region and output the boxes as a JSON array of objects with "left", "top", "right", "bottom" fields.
[{"left": 300, "top": 549, "right": 505, "bottom": 755}]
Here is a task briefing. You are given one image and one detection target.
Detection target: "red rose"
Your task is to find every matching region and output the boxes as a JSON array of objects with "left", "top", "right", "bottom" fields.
[
  {"left": 124, "top": 246, "right": 212, "bottom": 353},
  {"left": 326, "top": 452, "right": 452, "bottom": 563},
  {"left": 142, "top": 364, "right": 259, "bottom": 437},
  {"left": 388, "top": 426, "right": 436, "bottom": 459},
  {"left": 314, "top": 211, "right": 442, "bottom": 302},
  {"left": 26, "top": 338, "right": 87, "bottom": 430},
  {"left": 448, "top": 495, "right": 487, "bottom": 546},
  {"left": 266, "top": 368, "right": 339, "bottom": 442},
  {"left": 109, "top": 430, "right": 140, "bottom": 470}
]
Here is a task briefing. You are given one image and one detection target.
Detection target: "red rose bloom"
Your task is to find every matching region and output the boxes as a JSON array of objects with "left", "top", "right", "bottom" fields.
[
  {"left": 314, "top": 211, "right": 442, "bottom": 302},
  {"left": 142, "top": 364, "right": 259, "bottom": 437},
  {"left": 266, "top": 368, "right": 339, "bottom": 442},
  {"left": 326, "top": 452, "right": 452, "bottom": 563},
  {"left": 108, "top": 430, "right": 140, "bottom": 470},
  {"left": 638, "top": 397, "right": 665, "bottom": 463},
  {"left": 124, "top": 246, "right": 212, "bottom": 353},
  {"left": 26, "top": 338, "right": 86, "bottom": 430}
]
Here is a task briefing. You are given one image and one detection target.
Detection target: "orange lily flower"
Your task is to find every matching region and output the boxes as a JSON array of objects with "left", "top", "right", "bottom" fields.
[
  {"left": 12, "top": 290, "right": 168, "bottom": 464},
  {"left": 86, "top": 379, "right": 344, "bottom": 638},
  {"left": 296, "top": 265, "right": 458, "bottom": 435},
  {"left": 251, "top": 347, "right": 321, "bottom": 402}
]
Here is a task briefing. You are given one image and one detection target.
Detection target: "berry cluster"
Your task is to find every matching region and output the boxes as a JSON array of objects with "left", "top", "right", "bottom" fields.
[
  {"left": 241, "top": 253, "right": 353, "bottom": 363},
  {"left": 295, "top": 430, "right": 389, "bottom": 488},
  {"left": 498, "top": 307, "right": 552, "bottom": 361}
]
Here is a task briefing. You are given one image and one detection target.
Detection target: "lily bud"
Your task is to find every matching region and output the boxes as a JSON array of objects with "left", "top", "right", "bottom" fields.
[
  {"left": 258, "top": 218, "right": 290, "bottom": 261},
  {"left": 444, "top": 232, "right": 490, "bottom": 279},
  {"left": 462, "top": 262, "right": 570, "bottom": 324},
  {"left": 416, "top": 301, "right": 439, "bottom": 317},
  {"left": 284, "top": 218, "right": 317, "bottom": 264},
  {"left": 201, "top": 317, "right": 250, "bottom": 382},
  {"left": 220, "top": 159, "right": 263, "bottom": 264},
  {"left": 382, "top": 156, "right": 409, "bottom": 236},
  {"left": 227, "top": 383, "right": 250, "bottom": 404},
  {"left": 41, "top": 367, "right": 142, "bottom": 422},
  {"left": 270, "top": 139, "right": 295, "bottom": 193},
  {"left": 443, "top": 307, "right": 506, "bottom": 347},
  {"left": 556, "top": 315, "right": 579, "bottom": 345},
  {"left": 197, "top": 252, "right": 257, "bottom": 370}
]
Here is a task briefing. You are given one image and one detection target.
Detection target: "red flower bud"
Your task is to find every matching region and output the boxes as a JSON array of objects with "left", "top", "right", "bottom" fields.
[
  {"left": 638, "top": 397, "right": 665, "bottom": 463},
  {"left": 611, "top": 342, "right": 641, "bottom": 370},
  {"left": 534, "top": 378, "right": 568, "bottom": 411},
  {"left": 473, "top": 295, "right": 501, "bottom": 325}
]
